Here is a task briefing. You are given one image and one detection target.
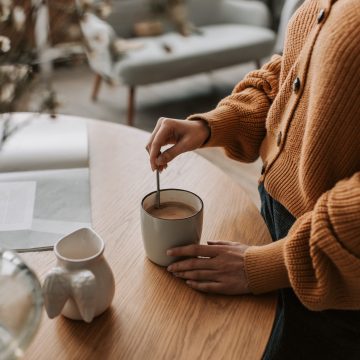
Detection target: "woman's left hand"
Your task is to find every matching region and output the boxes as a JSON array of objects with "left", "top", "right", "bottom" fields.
[{"left": 166, "top": 241, "right": 251, "bottom": 295}]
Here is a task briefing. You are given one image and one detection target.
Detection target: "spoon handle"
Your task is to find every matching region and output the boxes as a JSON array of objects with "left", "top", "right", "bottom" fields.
[{"left": 156, "top": 170, "right": 160, "bottom": 208}]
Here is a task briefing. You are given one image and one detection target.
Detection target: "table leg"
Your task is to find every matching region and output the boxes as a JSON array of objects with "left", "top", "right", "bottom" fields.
[
  {"left": 91, "top": 74, "right": 102, "bottom": 102},
  {"left": 127, "top": 86, "right": 136, "bottom": 127}
]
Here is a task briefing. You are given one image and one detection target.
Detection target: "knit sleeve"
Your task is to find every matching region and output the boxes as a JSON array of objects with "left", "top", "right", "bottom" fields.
[
  {"left": 245, "top": 172, "right": 360, "bottom": 310},
  {"left": 187, "top": 54, "right": 282, "bottom": 163}
]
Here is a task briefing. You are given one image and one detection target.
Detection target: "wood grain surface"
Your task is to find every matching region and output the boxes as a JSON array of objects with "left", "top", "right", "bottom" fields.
[{"left": 22, "top": 119, "right": 276, "bottom": 360}]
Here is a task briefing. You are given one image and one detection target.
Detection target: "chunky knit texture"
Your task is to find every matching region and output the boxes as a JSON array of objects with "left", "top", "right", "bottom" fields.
[{"left": 188, "top": 0, "right": 360, "bottom": 310}]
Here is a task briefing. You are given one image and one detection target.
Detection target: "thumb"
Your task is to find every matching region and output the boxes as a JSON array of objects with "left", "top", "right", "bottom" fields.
[{"left": 156, "top": 143, "right": 185, "bottom": 166}]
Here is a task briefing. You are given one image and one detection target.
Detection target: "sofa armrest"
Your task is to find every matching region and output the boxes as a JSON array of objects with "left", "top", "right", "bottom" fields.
[{"left": 221, "top": 0, "right": 272, "bottom": 28}]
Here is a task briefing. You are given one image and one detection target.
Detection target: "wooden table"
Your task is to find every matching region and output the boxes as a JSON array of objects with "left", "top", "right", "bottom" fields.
[{"left": 22, "top": 119, "right": 276, "bottom": 360}]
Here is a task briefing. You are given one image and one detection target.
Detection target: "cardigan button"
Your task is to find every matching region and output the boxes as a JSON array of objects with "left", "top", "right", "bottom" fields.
[
  {"left": 277, "top": 131, "right": 282, "bottom": 147},
  {"left": 293, "top": 77, "right": 301, "bottom": 92},
  {"left": 317, "top": 9, "right": 325, "bottom": 23},
  {"left": 261, "top": 161, "right": 268, "bottom": 175}
]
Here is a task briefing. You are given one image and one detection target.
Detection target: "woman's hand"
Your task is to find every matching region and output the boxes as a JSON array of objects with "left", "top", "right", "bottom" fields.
[
  {"left": 166, "top": 241, "right": 250, "bottom": 295},
  {"left": 146, "top": 117, "right": 210, "bottom": 171}
]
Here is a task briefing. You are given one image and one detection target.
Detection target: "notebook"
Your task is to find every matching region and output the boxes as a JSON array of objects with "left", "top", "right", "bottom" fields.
[{"left": 0, "top": 114, "right": 91, "bottom": 252}]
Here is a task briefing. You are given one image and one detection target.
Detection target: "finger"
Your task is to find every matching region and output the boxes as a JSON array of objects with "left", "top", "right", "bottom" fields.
[
  {"left": 185, "top": 280, "right": 224, "bottom": 294},
  {"left": 167, "top": 257, "right": 216, "bottom": 272},
  {"left": 158, "top": 163, "right": 168, "bottom": 173},
  {"left": 173, "top": 269, "right": 219, "bottom": 282},
  {"left": 149, "top": 120, "right": 181, "bottom": 170},
  {"left": 207, "top": 240, "right": 238, "bottom": 246},
  {"left": 167, "top": 244, "right": 219, "bottom": 258},
  {"left": 146, "top": 117, "right": 166, "bottom": 154},
  {"left": 155, "top": 142, "right": 185, "bottom": 166},
  {"left": 149, "top": 131, "right": 169, "bottom": 171}
]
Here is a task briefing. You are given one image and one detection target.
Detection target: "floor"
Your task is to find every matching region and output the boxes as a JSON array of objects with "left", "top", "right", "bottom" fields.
[{"left": 51, "top": 63, "right": 262, "bottom": 207}]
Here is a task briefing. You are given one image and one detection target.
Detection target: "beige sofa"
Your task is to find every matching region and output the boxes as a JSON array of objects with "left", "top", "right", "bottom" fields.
[{"left": 82, "top": 0, "right": 276, "bottom": 126}]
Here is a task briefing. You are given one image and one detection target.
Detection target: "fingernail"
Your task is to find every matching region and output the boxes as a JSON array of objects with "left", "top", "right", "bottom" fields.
[
  {"left": 156, "top": 156, "right": 164, "bottom": 166},
  {"left": 167, "top": 265, "right": 173, "bottom": 271},
  {"left": 166, "top": 249, "right": 173, "bottom": 256}
]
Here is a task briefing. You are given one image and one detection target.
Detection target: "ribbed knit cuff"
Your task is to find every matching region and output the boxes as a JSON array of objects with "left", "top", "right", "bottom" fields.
[
  {"left": 245, "top": 239, "right": 291, "bottom": 294},
  {"left": 187, "top": 106, "right": 241, "bottom": 148}
]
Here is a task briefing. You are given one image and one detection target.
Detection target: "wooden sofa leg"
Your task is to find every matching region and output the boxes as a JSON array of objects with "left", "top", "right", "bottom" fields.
[
  {"left": 255, "top": 59, "right": 261, "bottom": 69},
  {"left": 127, "top": 86, "right": 135, "bottom": 127},
  {"left": 91, "top": 74, "right": 102, "bottom": 102}
]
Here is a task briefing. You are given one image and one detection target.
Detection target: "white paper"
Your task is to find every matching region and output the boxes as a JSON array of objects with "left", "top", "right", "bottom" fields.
[
  {"left": 0, "top": 182, "right": 36, "bottom": 231},
  {"left": 0, "top": 169, "right": 91, "bottom": 251},
  {"left": 31, "top": 219, "right": 91, "bottom": 235}
]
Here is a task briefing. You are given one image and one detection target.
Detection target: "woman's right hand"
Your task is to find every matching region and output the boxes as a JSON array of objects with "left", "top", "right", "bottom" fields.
[{"left": 146, "top": 117, "right": 210, "bottom": 171}]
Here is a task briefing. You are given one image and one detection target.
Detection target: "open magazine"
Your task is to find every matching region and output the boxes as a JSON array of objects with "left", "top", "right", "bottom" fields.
[{"left": 0, "top": 114, "right": 91, "bottom": 252}]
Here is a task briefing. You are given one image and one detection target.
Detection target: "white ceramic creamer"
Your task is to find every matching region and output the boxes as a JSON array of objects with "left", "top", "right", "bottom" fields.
[{"left": 42, "top": 228, "right": 115, "bottom": 323}]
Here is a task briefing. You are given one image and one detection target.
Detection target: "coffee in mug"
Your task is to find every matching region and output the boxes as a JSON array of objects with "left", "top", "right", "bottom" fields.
[
  {"left": 146, "top": 201, "right": 196, "bottom": 220},
  {"left": 141, "top": 189, "right": 203, "bottom": 266}
]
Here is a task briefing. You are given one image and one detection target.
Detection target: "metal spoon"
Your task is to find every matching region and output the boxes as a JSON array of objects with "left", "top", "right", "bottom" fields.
[{"left": 155, "top": 169, "right": 161, "bottom": 208}]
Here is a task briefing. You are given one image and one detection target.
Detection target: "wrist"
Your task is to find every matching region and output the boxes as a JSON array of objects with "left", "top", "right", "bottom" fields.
[
  {"left": 244, "top": 240, "right": 290, "bottom": 294},
  {"left": 194, "top": 120, "right": 211, "bottom": 146}
]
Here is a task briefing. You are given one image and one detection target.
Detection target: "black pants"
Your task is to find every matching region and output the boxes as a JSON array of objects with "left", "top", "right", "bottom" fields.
[{"left": 259, "top": 183, "right": 360, "bottom": 360}]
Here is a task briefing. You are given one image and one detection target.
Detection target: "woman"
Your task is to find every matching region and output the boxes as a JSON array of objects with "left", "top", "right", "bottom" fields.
[{"left": 146, "top": 0, "right": 360, "bottom": 358}]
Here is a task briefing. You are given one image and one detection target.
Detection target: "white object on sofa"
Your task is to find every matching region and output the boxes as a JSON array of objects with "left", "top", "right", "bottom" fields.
[
  {"left": 82, "top": 0, "right": 276, "bottom": 126},
  {"left": 80, "top": 13, "right": 118, "bottom": 80}
]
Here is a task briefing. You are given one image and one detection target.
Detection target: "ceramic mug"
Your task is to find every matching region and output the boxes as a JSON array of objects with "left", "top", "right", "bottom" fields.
[
  {"left": 141, "top": 189, "right": 204, "bottom": 267},
  {"left": 42, "top": 228, "right": 115, "bottom": 323}
]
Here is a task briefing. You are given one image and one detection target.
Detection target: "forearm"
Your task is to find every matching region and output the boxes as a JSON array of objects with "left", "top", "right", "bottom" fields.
[
  {"left": 187, "top": 55, "right": 282, "bottom": 163},
  {"left": 245, "top": 172, "right": 360, "bottom": 310}
]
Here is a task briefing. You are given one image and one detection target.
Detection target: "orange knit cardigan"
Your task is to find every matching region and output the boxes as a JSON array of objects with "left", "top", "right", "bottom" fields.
[{"left": 188, "top": 0, "right": 360, "bottom": 310}]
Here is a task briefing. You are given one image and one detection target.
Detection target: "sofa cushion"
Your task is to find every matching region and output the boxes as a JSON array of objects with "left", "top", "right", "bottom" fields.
[
  {"left": 187, "top": 0, "right": 225, "bottom": 26},
  {"left": 115, "top": 24, "right": 275, "bottom": 86}
]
